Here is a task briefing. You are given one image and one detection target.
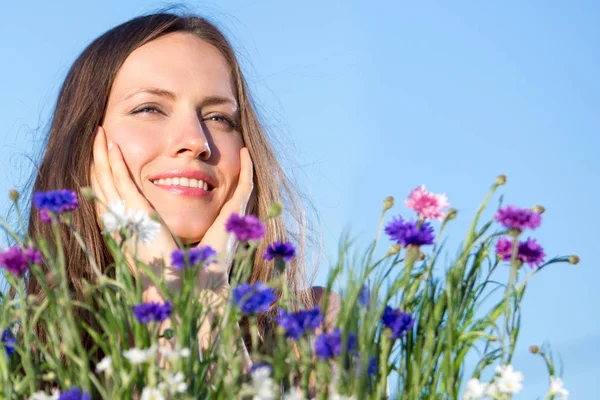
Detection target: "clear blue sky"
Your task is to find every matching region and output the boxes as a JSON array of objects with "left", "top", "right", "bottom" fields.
[{"left": 1, "top": 1, "right": 598, "bottom": 397}]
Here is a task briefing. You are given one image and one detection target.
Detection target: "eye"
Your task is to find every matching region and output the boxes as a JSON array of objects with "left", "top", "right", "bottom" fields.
[
  {"left": 204, "top": 114, "right": 237, "bottom": 130},
  {"left": 131, "top": 104, "right": 164, "bottom": 115}
]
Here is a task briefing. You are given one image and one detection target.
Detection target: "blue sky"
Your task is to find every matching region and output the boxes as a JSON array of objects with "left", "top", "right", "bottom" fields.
[{"left": 1, "top": 1, "right": 598, "bottom": 397}]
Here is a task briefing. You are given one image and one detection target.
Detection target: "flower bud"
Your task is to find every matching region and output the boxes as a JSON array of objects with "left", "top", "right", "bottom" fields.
[
  {"left": 532, "top": 205, "right": 545, "bottom": 214},
  {"left": 529, "top": 345, "right": 539, "bottom": 354},
  {"left": 495, "top": 175, "right": 507, "bottom": 186},
  {"left": 267, "top": 202, "right": 283, "bottom": 218},
  {"left": 80, "top": 187, "right": 96, "bottom": 200},
  {"left": 9, "top": 189, "right": 19, "bottom": 202},
  {"left": 388, "top": 244, "right": 401, "bottom": 255},
  {"left": 568, "top": 255, "right": 580, "bottom": 265},
  {"left": 149, "top": 210, "right": 161, "bottom": 222},
  {"left": 418, "top": 251, "right": 426, "bottom": 261},
  {"left": 383, "top": 196, "right": 394, "bottom": 211},
  {"left": 446, "top": 208, "right": 458, "bottom": 221},
  {"left": 42, "top": 372, "right": 56, "bottom": 381}
]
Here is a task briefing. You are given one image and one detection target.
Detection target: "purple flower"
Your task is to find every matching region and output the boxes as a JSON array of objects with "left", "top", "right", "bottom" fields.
[
  {"left": 495, "top": 237, "right": 546, "bottom": 268},
  {"left": 495, "top": 205, "right": 542, "bottom": 231},
  {"left": 250, "top": 362, "right": 273, "bottom": 375},
  {"left": 1, "top": 329, "right": 16, "bottom": 357},
  {"left": 0, "top": 246, "right": 41, "bottom": 276},
  {"left": 381, "top": 306, "right": 415, "bottom": 340},
  {"left": 225, "top": 213, "right": 265, "bottom": 241},
  {"left": 33, "top": 190, "right": 79, "bottom": 221},
  {"left": 385, "top": 216, "right": 435, "bottom": 247},
  {"left": 276, "top": 307, "right": 323, "bottom": 340},
  {"left": 263, "top": 241, "right": 296, "bottom": 261},
  {"left": 58, "top": 388, "right": 91, "bottom": 400},
  {"left": 232, "top": 282, "right": 276, "bottom": 315},
  {"left": 358, "top": 285, "right": 370, "bottom": 307},
  {"left": 367, "top": 355, "right": 378, "bottom": 377},
  {"left": 132, "top": 302, "right": 172, "bottom": 324},
  {"left": 314, "top": 328, "right": 357, "bottom": 360},
  {"left": 171, "top": 246, "right": 217, "bottom": 270}
]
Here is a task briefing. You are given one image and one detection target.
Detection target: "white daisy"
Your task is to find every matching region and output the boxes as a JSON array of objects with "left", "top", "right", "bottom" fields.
[
  {"left": 158, "top": 371, "right": 188, "bottom": 394},
  {"left": 494, "top": 364, "right": 524, "bottom": 394},
  {"left": 462, "top": 378, "right": 488, "bottom": 399},
  {"left": 549, "top": 376, "right": 569, "bottom": 399},
  {"left": 123, "top": 345, "right": 157, "bottom": 364},
  {"left": 140, "top": 387, "right": 165, "bottom": 400},
  {"left": 95, "top": 355, "right": 112, "bottom": 374}
]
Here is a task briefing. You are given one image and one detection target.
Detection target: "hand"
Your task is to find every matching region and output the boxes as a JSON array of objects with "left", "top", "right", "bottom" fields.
[
  {"left": 91, "top": 126, "right": 180, "bottom": 288},
  {"left": 196, "top": 147, "right": 254, "bottom": 292}
]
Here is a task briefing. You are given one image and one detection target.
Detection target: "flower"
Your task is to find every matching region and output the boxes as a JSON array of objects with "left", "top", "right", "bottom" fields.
[
  {"left": 225, "top": 213, "right": 265, "bottom": 241},
  {"left": 140, "top": 387, "right": 165, "bottom": 400},
  {"left": 495, "top": 205, "right": 542, "bottom": 231},
  {"left": 133, "top": 302, "right": 173, "bottom": 324},
  {"left": 367, "top": 355, "right": 378, "bottom": 377},
  {"left": 158, "top": 372, "right": 188, "bottom": 394},
  {"left": 314, "top": 329, "right": 357, "bottom": 360},
  {"left": 404, "top": 185, "right": 449, "bottom": 221},
  {"left": 493, "top": 364, "right": 523, "bottom": 394},
  {"left": 358, "top": 285, "right": 370, "bottom": 307},
  {"left": 123, "top": 345, "right": 157, "bottom": 364},
  {"left": 57, "top": 388, "right": 91, "bottom": 400},
  {"left": 33, "top": 190, "right": 79, "bottom": 222},
  {"left": 171, "top": 246, "right": 217, "bottom": 269},
  {"left": 549, "top": 376, "right": 569, "bottom": 399},
  {"left": 95, "top": 355, "right": 112, "bottom": 374},
  {"left": 263, "top": 241, "right": 296, "bottom": 261},
  {"left": 30, "top": 389, "right": 60, "bottom": 400},
  {"left": 159, "top": 346, "right": 191, "bottom": 360},
  {"left": 101, "top": 200, "right": 160, "bottom": 244},
  {"left": 381, "top": 306, "right": 415, "bottom": 340},
  {"left": 283, "top": 388, "right": 305, "bottom": 400},
  {"left": 1, "top": 329, "right": 16, "bottom": 356},
  {"left": 249, "top": 364, "right": 278, "bottom": 400},
  {"left": 232, "top": 282, "right": 276, "bottom": 315},
  {"left": 385, "top": 216, "right": 435, "bottom": 247},
  {"left": 495, "top": 237, "right": 546, "bottom": 268},
  {"left": 462, "top": 378, "right": 489, "bottom": 400},
  {"left": 0, "top": 246, "right": 41, "bottom": 276},
  {"left": 276, "top": 307, "right": 323, "bottom": 340}
]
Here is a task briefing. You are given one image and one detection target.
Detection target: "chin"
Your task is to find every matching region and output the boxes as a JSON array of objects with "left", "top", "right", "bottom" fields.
[{"left": 163, "top": 217, "right": 211, "bottom": 245}]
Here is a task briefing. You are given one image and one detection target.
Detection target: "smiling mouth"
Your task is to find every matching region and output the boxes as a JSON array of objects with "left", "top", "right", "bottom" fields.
[{"left": 150, "top": 177, "right": 215, "bottom": 191}]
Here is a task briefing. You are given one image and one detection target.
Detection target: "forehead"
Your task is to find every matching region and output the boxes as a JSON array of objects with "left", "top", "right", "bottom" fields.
[{"left": 110, "top": 32, "right": 235, "bottom": 102}]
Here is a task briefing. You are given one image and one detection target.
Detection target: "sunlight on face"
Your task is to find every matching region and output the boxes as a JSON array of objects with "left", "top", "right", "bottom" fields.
[{"left": 102, "top": 32, "right": 244, "bottom": 243}]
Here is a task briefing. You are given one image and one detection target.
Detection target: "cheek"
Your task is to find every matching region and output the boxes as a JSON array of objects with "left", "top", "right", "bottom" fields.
[
  {"left": 103, "top": 125, "right": 159, "bottom": 185},
  {"left": 216, "top": 136, "right": 244, "bottom": 184}
]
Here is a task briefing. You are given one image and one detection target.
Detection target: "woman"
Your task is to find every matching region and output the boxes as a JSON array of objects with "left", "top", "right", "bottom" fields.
[{"left": 25, "top": 12, "right": 339, "bottom": 363}]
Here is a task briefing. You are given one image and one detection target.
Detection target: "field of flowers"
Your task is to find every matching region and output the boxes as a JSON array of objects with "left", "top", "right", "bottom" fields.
[{"left": 0, "top": 176, "right": 576, "bottom": 399}]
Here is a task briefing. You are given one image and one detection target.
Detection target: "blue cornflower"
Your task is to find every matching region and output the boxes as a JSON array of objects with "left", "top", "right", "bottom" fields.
[
  {"left": 250, "top": 362, "right": 273, "bottom": 375},
  {"left": 132, "top": 302, "right": 172, "bottom": 324},
  {"left": 367, "top": 355, "right": 378, "bottom": 377},
  {"left": 358, "top": 285, "right": 370, "bottom": 307},
  {"left": 171, "top": 245, "right": 217, "bottom": 269},
  {"left": 33, "top": 190, "right": 79, "bottom": 222},
  {"left": 58, "top": 387, "right": 91, "bottom": 400},
  {"left": 314, "top": 328, "right": 357, "bottom": 360},
  {"left": 232, "top": 282, "right": 276, "bottom": 315},
  {"left": 276, "top": 307, "right": 323, "bottom": 340},
  {"left": 1, "top": 329, "right": 16, "bottom": 357},
  {"left": 384, "top": 216, "right": 435, "bottom": 247},
  {"left": 225, "top": 213, "right": 265, "bottom": 241},
  {"left": 381, "top": 306, "right": 415, "bottom": 340},
  {"left": 263, "top": 241, "right": 296, "bottom": 261}
]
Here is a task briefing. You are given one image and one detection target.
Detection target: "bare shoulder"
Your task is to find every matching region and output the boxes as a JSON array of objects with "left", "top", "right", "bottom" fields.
[{"left": 309, "top": 286, "right": 341, "bottom": 331}]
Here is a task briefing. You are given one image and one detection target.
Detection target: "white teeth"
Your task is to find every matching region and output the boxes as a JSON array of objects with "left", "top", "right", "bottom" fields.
[{"left": 152, "top": 177, "right": 210, "bottom": 190}]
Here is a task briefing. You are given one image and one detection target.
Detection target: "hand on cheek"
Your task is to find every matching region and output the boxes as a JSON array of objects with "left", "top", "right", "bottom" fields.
[
  {"left": 197, "top": 147, "right": 254, "bottom": 288},
  {"left": 91, "top": 126, "right": 179, "bottom": 285}
]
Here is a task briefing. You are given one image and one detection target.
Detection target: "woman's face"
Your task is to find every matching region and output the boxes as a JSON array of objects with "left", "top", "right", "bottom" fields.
[{"left": 101, "top": 32, "right": 244, "bottom": 244}]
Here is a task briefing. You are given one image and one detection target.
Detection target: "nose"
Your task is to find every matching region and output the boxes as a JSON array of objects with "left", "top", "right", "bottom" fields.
[{"left": 167, "top": 115, "right": 212, "bottom": 161}]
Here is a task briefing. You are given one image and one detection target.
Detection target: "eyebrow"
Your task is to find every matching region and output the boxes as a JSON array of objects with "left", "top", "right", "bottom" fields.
[{"left": 123, "top": 87, "right": 238, "bottom": 108}]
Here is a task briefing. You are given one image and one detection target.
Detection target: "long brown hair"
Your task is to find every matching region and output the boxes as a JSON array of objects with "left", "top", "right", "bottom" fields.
[{"left": 24, "top": 11, "right": 314, "bottom": 356}]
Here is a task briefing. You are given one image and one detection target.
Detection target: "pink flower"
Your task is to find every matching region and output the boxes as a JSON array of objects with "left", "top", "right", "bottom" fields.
[{"left": 404, "top": 185, "right": 449, "bottom": 221}]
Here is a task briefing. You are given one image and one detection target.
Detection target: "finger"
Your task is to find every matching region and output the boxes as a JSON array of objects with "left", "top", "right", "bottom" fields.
[
  {"left": 93, "top": 127, "right": 121, "bottom": 204},
  {"left": 106, "top": 140, "right": 151, "bottom": 212}
]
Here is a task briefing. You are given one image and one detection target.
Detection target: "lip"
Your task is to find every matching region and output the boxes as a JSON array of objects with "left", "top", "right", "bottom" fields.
[{"left": 148, "top": 170, "right": 217, "bottom": 189}]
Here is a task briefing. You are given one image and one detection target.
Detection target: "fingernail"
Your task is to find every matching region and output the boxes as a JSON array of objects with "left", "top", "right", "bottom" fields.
[{"left": 107, "top": 140, "right": 114, "bottom": 150}]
